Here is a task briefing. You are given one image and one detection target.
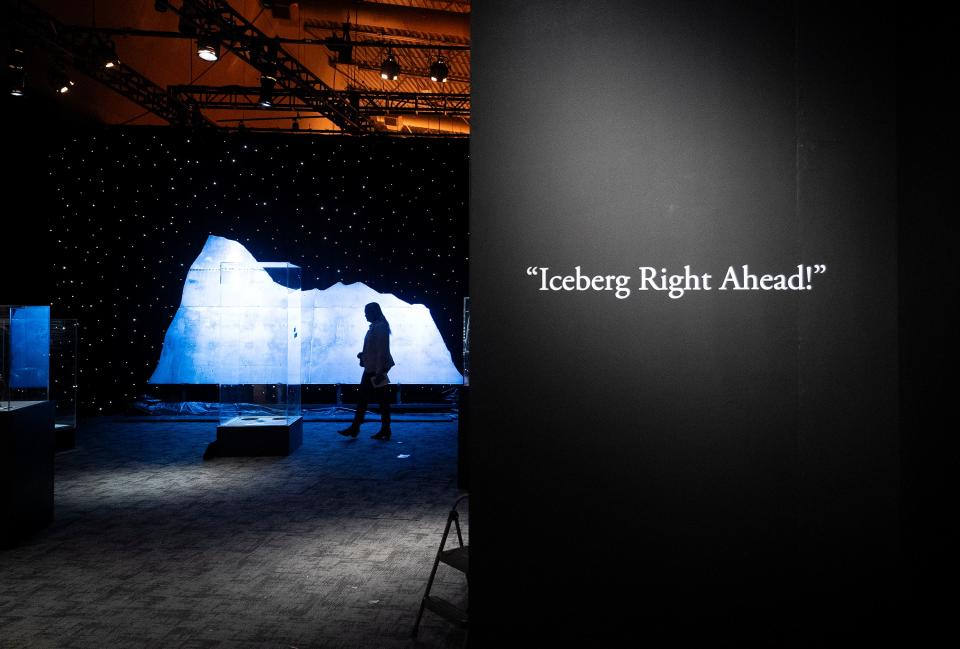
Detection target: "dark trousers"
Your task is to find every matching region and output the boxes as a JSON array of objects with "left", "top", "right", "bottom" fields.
[{"left": 351, "top": 372, "right": 391, "bottom": 430}]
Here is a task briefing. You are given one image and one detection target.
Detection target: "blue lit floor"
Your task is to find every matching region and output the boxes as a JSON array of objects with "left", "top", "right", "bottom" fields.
[{"left": 0, "top": 418, "right": 467, "bottom": 649}]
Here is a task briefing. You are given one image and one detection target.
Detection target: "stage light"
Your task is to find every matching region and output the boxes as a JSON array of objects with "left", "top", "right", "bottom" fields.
[
  {"left": 259, "top": 74, "right": 276, "bottom": 107},
  {"left": 197, "top": 37, "right": 220, "bottom": 62},
  {"left": 101, "top": 42, "right": 120, "bottom": 69},
  {"left": 258, "top": 41, "right": 280, "bottom": 106},
  {"left": 331, "top": 23, "right": 353, "bottom": 65},
  {"left": 51, "top": 66, "right": 75, "bottom": 95},
  {"left": 292, "top": 114, "right": 300, "bottom": 131},
  {"left": 380, "top": 52, "right": 399, "bottom": 81},
  {"left": 429, "top": 56, "right": 448, "bottom": 83},
  {"left": 333, "top": 42, "right": 353, "bottom": 65},
  {"left": 7, "top": 46, "right": 26, "bottom": 96}
]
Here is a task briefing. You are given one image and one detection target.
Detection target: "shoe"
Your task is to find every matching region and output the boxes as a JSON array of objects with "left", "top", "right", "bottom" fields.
[
  {"left": 338, "top": 427, "right": 359, "bottom": 438},
  {"left": 371, "top": 430, "right": 391, "bottom": 441}
]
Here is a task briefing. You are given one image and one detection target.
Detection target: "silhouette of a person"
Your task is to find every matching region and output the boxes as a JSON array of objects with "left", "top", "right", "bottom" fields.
[{"left": 339, "top": 302, "right": 395, "bottom": 440}]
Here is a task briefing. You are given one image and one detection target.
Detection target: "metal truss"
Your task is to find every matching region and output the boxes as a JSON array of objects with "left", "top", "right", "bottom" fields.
[
  {"left": 159, "top": 0, "right": 375, "bottom": 133},
  {"left": 2, "top": 0, "right": 206, "bottom": 128},
  {"left": 170, "top": 85, "right": 470, "bottom": 117}
]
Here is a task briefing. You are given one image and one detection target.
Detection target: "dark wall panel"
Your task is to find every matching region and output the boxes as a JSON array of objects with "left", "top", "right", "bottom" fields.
[
  {"left": 897, "top": 8, "right": 956, "bottom": 642},
  {"left": 471, "top": 1, "right": 898, "bottom": 644},
  {"left": 795, "top": 2, "right": 899, "bottom": 616}
]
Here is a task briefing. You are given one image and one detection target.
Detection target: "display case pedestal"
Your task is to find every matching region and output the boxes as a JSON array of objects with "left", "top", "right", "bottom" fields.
[
  {"left": 55, "top": 424, "right": 76, "bottom": 452},
  {"left": 214, "top": 415, "right": 303, "bottom": 456},
  {"left": 1, "top": 400, "right": 55, "bottom": 548}
]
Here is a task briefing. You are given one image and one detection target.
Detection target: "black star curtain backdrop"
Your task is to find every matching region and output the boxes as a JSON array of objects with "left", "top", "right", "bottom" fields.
[{"left": 48, "top": 127, "right": 468, "bottom": 413}]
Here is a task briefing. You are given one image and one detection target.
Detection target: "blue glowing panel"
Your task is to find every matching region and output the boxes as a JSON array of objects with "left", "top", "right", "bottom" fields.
[
  {"left": 149, "top": 236, "right": 463, "bottom": 385},
  {"left": 10, "top": 305, "right": 50, "bottom": 389}
]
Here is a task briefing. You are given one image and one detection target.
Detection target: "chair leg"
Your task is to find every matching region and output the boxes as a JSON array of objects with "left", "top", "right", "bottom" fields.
[{"left": 412, "top": 597, "right": 428, "bottom": 638}]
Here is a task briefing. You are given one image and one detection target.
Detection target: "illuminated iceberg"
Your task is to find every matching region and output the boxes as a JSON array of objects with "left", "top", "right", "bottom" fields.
[{"left": 148, "top": 235, "right": 463, "bottom": 385}]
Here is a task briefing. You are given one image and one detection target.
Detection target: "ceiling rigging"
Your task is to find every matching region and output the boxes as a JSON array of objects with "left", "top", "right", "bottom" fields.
[{"left": 2, "top": 0, "right": 471, "bottom": 135}]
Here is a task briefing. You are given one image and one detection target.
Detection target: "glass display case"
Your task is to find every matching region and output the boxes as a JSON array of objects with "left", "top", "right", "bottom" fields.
[
  {"left": 1, "top": 305, "right": 51, "bottom": 411},
  {"left": 214, "top": 262, "right": 303, "bottom": 456},
  {"left": 462, "top": 296, "right": 470, "bottom": 387},
  {"left": 0, "top": 305, "right": 55, "bottom": 547},
  {"left": 457, "top": 296, "right": 470, "bottom": 491},
  {"left": 51, "top": 319, "right": 79, "bottom": 448}
]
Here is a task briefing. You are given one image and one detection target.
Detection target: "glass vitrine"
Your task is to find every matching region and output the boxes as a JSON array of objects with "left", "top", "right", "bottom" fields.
[
  {"left": 51, "top": 318, "right": 78, "bottom": 433},
  {"left": 1, "top": 305, "right": 50, "bottom": 411},
  {"left": 217, "top": 262, "right": 302, "bottom": 432},
  {"left": 462, "top": 296, "right": 470, "bottom": 386},
  {"left": 217, "top": 262, "right": 303, "bottom": 455}
]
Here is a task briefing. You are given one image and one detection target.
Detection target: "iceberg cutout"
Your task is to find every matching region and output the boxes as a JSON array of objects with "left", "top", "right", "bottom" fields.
[{"left": 149, "top": 235, "right": 463, "bottom": 385}]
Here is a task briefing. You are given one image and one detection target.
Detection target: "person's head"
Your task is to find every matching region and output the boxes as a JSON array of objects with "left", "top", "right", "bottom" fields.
[
  {"left": 364, "top": 302, "right": 384, "bottom": 323},
  {"left": 364, "top": 302, "right": 391, "bottom": 334}
]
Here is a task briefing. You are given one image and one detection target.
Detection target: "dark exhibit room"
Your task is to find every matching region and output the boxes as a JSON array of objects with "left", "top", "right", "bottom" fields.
[{"left": 1, "top": 1, "right": 954, "bottom": 648}]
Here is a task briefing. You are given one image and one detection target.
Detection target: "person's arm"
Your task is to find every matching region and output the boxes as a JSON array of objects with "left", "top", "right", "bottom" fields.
[
  {"left": 369, "top": 326, "right": 387, "bottom": 375},
  {"left": 367, "top": 324, "right": 395, "bottom": 377}
]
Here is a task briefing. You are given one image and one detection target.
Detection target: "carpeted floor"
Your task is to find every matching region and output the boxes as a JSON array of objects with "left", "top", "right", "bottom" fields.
[{"left": 0, "top": 417, "right": 468, "bottom": 649}]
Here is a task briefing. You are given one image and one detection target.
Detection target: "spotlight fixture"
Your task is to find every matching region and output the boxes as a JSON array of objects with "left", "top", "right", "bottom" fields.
[
  {"left": 292, "top": 114, "right": 300, "bottom": 131},
  {"left": 331, "top": 22, "right": 353, "bottom": 65},
  {"left": 380, "top": 51, "right": 399, "bottom": 81},
  {"left": 197, "top": 36, "right": 220, "bottom": 62},
  {"left": 258, "top": 73, "right": 276, "bottom": 108},
  {"left": 101, "top": 41, "right": 120, "bottom": 69},
  {"left": 50, "top": 66, "right": 75, "bottom": 95},
  {"left": 257, "top": 39, "right": 280, "bottom": 107},
  {"left": 7, "top": 46, "right": 26, "bottom": 96},
  {"left": 429, "top": 55, "right": 449, "bottom": 83}
]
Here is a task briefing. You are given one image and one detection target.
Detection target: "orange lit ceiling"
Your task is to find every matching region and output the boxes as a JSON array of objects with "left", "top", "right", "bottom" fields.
[{"left": 6, "top": 0, "right": 470, "bottom": 135}]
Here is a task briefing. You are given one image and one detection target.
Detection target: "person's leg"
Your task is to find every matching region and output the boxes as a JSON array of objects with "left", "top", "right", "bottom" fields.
[
  {"left": 372, "top": 385, "right": 391, "bottom": 440},
  {"left": 339, "top": 373, "right": 370, "bottom": 436}
]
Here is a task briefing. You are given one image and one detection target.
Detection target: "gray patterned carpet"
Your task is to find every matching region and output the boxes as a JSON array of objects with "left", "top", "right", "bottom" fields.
[{"left": 0, "top": 418, "right": 468, "bottom": 649}]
